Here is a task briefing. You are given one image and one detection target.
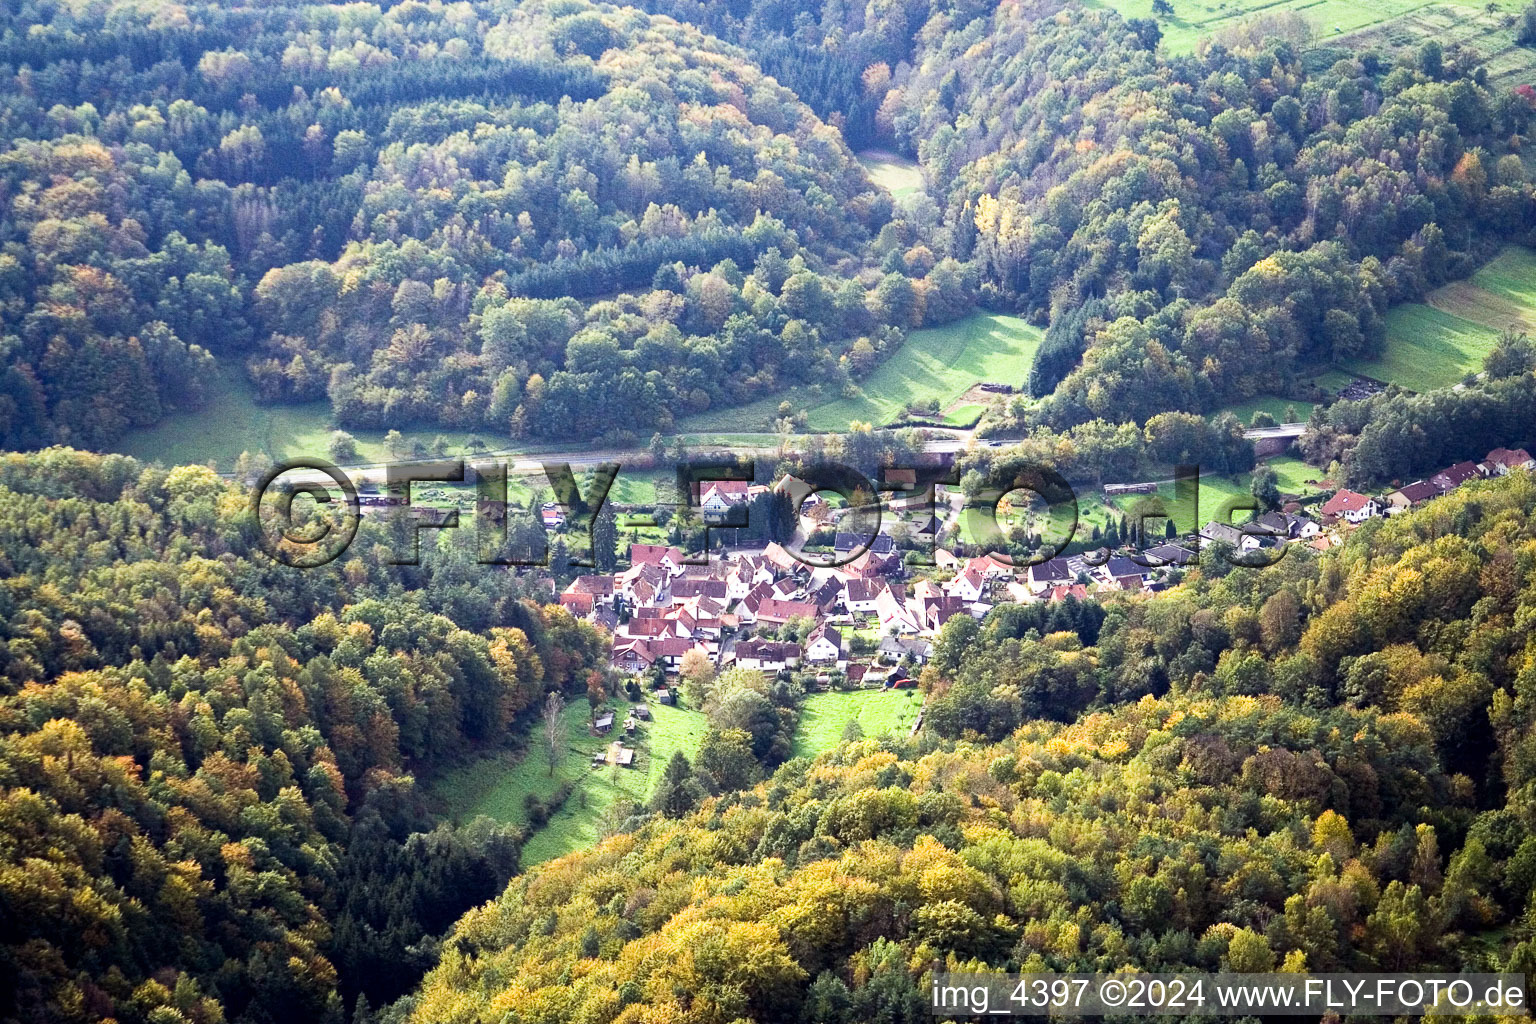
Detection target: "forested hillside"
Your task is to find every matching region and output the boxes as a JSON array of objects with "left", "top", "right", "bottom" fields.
[
  {"left": 7, "top": 1, "right": 1536, "bottom": 1023},
  {"left": 0, "top": 448, "right": 612, "bottom": 1022},
  {"left": 9, "top": 0, "right": 1536, "bottom": 457},
  {"left": 888, "top": 1, "right": 1536, "bottom": 427},
  {"left": 408, "top": 469, "right": 1536, "bottom": 1023},
  {"left": 0, "top": 0, "right": 956, "bottom": 450}
]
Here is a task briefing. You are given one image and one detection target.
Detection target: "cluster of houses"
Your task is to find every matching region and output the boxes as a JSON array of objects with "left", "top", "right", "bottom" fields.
[
  {"left": 545, "top": 445, "right": 1536, "bottom": 691},
  {"left": 558, "top": 523, "right": 1183, "bottom": 688},
  {"left": 1315, "top": 447, "right": 1534, "bottom": 527}
]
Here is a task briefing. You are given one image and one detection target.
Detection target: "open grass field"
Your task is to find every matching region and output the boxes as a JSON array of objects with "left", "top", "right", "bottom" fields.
[
  {"left": 808, "top": 314, "right": 1042, "bottom": 430},
  {"left": 1311, "top": 368, "right": 1361, "bottom": 395},
  {"left": 1214, "top": 394, "right": 1314, "bottom": 427},
  {"left": 598, "top": 467, "right": 675, "bottom": 507},
  {"left": 1100, "top": 471, "right": 1257, "bottom": 534},
  {"left": 116, "top": 358, "right": 508, "bottom": 470},
  {"left": 683, "top": 312, "right": 1043, "bottom": 432},
  {"left": 427, "top": 696, "right": 709, "bottom": 867},
  {"left": 1088, "top": 0, "right": 1526, "bottom": 57},
  {"left": 1434, "top": 245, "right": 1536, "bottom": 329},
  {"left": 942, "top": 403, "right": 986, "bottom": 427},
  {"left": 1343, "top": 303, "right": 1502, "bottom": 393},
  {"left": 857, "top": 150, "right": 925, "bottom": 199},
  {"left": 791, "top": 690, "right": 923, "bottom": 759},
  {"left": 1266, "top": 454, "right": 1329, "bottom": 496},
  {"left": 1331, "top": 2, "right": 1536, "bottom": 92}
]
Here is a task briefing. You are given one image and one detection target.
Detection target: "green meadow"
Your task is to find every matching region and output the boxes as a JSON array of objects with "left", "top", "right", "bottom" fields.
[
  {"left": 428, "top": 697, "right": 711, "bottom": 868},
  {"left": 681, "top": 312, "right": 1043, "bottom": 432},
  {"left": 857, "top": 150, "right": 925, "bottom": 199},
  {"left": 1087, "top": 0, "right": 1525, "bottom": 56},
  {"left": 790, "top": 690, "right": 923, "bottom": 759},
  {"left": 1343, "top": 304, "right": 1501, "bottom": 393}
]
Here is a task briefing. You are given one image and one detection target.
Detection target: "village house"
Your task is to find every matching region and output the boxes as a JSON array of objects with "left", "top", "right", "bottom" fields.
[
  {"left": 1046, "top": 583, "right": 1090, "bottom": 603},
  {"left": 833, "top": 532, "right": 896, "bottom": 556},
  {"left": 670, "top": 578, "right": 728, "bottom": 604},
  {"left": 699, "top": 480, "right": 751, "bottom": 522},
  {"left": 1319, "top": 489, "right": 1382, "bottom": 524},
  {"left": 806, "top": 575, "right": 845, "bottom": 615},
  {"left": 629, "top": 543, "right": 688, "bottom": 575},
  {"left": 619, "top": 562, "right": 670, "bottom": 607},
  {"left": 540, "top": 502, "right": 566, "bottom": 529},
  {"left": 944, "top": 565, "right": 988, "bottom": 603},
  {"left": 1386, "top": 480, "right": 1439, "bottom": 512},
  {"left": 1431, "top": 461, "right": 1481, "bottom": 493},
  {"left": 1200, "top": 520, "right": 1272, "bottom": 551},
  {"left": 609, "top": 639, "right": 656, "bottom": 674},
  {"left": 1096, "top": 556, "right": 1156, "bottom": 589},
  {"left": 733, "top": 639, "right": 801, "bottom": 673},
  {"left": 754, "top": 597, "right": 821, "bottom": 628},
  {"left": 805, "top": 623, "right": 845, "bottom": 667},
  {"left": 1482, "top": 447, "right": 1535, "bottom": 475},
  {"left": 559, "top": 590, "right": 594, "bottom": 618},
  {"left": 1140, "top": 542, "right": 1196, "bottom": 566},
  {"left": 874, "top": 586, "right": 924, "bottom": 634},
  {"left": 1025, "top": 557, "right": 1075, "bottom": 594},
  {"left": 879, "top": 635, "right": 932, "bottom": 665},
  {"left": 842, "top": 578, "right": 889, "bottom": 615}
]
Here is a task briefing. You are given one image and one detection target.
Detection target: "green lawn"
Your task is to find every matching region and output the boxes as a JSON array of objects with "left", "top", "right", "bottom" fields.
[
  {"left": 1100, "top": 471, "right": 1257, "bottom": 535},
  {"left": 1213, "top": 394, "right": 1313, "bottom": 427},
  {"left": 680, "top": 312, "right": 1042, "bottom": 433},
  {"left": 1464, "top": 245, "right": 1536, "bottom": 310},
  {"left": 808, "top": 314, "right": 1041, "bottom": 430},
  {"left": 641, "top": 701, "right": 710, "bottom": 793},
  {"left": 1086, "top": 0, "right": 1523, "bottom": 55},
  {"left": 115, "top": 358, "right": 507, "bottom": 471},
  {"left": 427, "top": 697, "right": 708, "bottom": 867},
  {"left": 1311, "top": 369, "right": 1360, "bottom": 395},
  {"left": 1264, "top": 454, "right": 1328, "bottom": 496},
  {"left": 943, "top": 403, "right": 986, "bottom": 427},
  {"left": 858, "top": 149, "right": 924, "bottom": 199},
  {"left": 597, "top": 467, "right": 674, "bottom": 507},
  {"left": 1342, "top": 304, "right": 1501, "bottom": 393},
  {"left": 1425, "top": 245, "right": 1536, "bottom": 335},
  {"left": 791, "top": 690, "right": 923, "bottom": 759}
]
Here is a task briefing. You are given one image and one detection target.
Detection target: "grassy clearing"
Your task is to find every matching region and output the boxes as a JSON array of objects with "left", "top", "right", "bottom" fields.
[
  {"left": 427, "top": 697, "right": 708, "bottom": 867},
  {"left": 858, "top": 149, "right": 925, "bottom": 199},
  {"left": 1266, "top": 454, "right": 1329, "bottom": 496},
  {"left": 791, "top": 690, "right": 923, "bottom": 759},
  {"left": 1214, "top": 394, "right": 1314, "bottom": 426},
  {"left": 1432, "top": 245, "right": 1536, "bottom": 331},
  {"left": 116, "top": 358, "right": 505, "bottom": 470},
  {"left": 1342, "top": 304, "right": 1501, "bottom": 392},
  {"left": 1087, "top": 0, "right": 1523, "bottom": 56},
  {"left": 943, "top": 403, "right": 986, "bottom": 427},
  {"left": 1311, "top": 368, "right": 1361, "bottom": 395},
  {"left": 679, "top": 312, "right": 1043, "bottom": 433},
  {"left": 1331, "top": 2, "right": 1536, "bottom": 92},
  {"left": 806, "top": 314, "right": 1041, "bottom": 430},
  {"left": 596, "top": 467, "right": 674, "bottom": 507},
  {"left": 640, "top": 701, "right": 711, "bottom": 794},
  {"left": 1100, "top": 471, "right": 1256, "bottom": 534}
]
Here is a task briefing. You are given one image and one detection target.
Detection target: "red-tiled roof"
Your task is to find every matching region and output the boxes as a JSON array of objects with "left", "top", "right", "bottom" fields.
[{"left": 1320, "top": 489, "right": 1371, "bottom": 515}]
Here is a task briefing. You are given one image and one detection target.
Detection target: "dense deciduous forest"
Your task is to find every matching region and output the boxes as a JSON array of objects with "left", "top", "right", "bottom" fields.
[
  {"left": 7, "top": 0, "right": 1536, "bottom": 1022},
  {"left": 406, "top": 468, "right": 1536, "bottom": 1022},
  {"left": 0, "top": 448, "right": 611, "bottom": 1022},
  {"left": 5, "top": 0, "right": 1535, "bottom": 456}
]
